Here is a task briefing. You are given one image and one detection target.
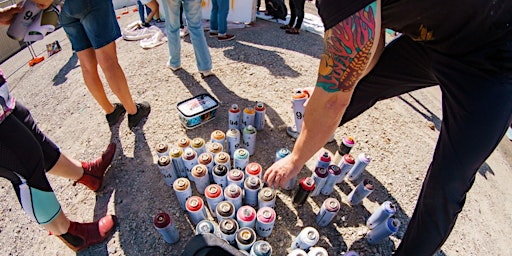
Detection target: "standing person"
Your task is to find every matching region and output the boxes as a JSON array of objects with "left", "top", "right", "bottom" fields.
[
  {"left": 264, "top": 0, "right": 512, "bottom": 255},
  {"left": 137, "top": 0, "right": 152, "bottom": 24},
  {"left": 58, "top": 0, "right": 151, "bottom": 129},
  {"left": 161, "top": 0, "right": 213, "bottom": 78},
  {"left": 280, "top": 0, "right": 305, "bottom": 35},
  {"left": 209, "top": 0, "right": 235, "bottom": 41},
  {"left": 140, "top": 0, "right": 162, "bottom": 27},
  {"left": 0, "top": 6, "right": 116, "bottom": 252}
]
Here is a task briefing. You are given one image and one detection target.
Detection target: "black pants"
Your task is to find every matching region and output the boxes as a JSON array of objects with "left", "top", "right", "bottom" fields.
[
  {"left": 341, "top": 36, "right": 512, "bottom": 255},
  {"left": 0, "top": 102, "right": 61, "bottom": 199},
  {"left": 288, "top": 0, "right": 306, "bottom": 29}
]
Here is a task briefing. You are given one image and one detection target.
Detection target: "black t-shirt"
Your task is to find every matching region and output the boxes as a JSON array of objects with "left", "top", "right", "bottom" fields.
[{"left": 318, "top": 0, "right": 512, "bottom": 54}]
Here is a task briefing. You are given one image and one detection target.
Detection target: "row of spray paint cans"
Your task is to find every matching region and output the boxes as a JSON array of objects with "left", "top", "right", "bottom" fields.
[{"left": 288, "top": 135, "right": 400, "bottom": 245}]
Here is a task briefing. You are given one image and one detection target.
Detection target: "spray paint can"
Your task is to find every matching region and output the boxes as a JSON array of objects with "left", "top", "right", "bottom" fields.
[
  {"left": 177, "top": 137, "right": 191, "bottom": 151},
  {"left": 212, "top": 164, "right": 229, "bottom": 189},
  {"left": 227, "top": 168, "right": 245, "bottom": 189},
  {"left": 367, "top": 201, "right": 396, "bottom": 229},
  {"left": 224, "top": 184, "right": 243, "bottom": 211},
  {"left": 344, "top": 251, "right": 360, "bottom": 256},
  {"left": 245, "top": 162, "right": 262, "bottom": 179},
  {"left": 216, "top": 201, "right": 236, "bottom": 221},
  {"left": 275, "top": 148, "right": 295, "bottom": 190},
  {"left": 236, "top": 205, "right": 257, "bottom": 229},
  {"left": 233, "top": 148, "right": 250, "bottom": 171},
  {"left": 293, "top": 177, "right": 315, "bottom": 205},
  {"left": 256, "top": 207, "right": 276, "bottom": 237},
  {"left": 347, "top": 153, "right": 371, "bottom": 182},
  {"left": 214, "top": 151, "right": 232, "bottom": 171},
  {"left": 226, "top": 128, "right": 241, "bottom": 158},
  {"left": 170, "top": 147, "right": 187, "bottom": 178},
  {"left": 205, "top": 184, "right": 225, "bottom": 216},
  {"left": 291, "top": 90, "right": 309, "bottom": 133},
  {"left": 186, "top": 196, "right": 207, "bottom": 225},
  {"left": 244, "top": 176, "right": 261, "bottom": 207},
  {"left": 210, "top": 130, "right": 226, "bottom": 147},
  {"left": 157, "top": 156, "right": 178, "bottom": 187},
  {"left": 190, "top": 137, "right": 206, "bottom": 155},
  {"left": 153, "top": 212, "right": 180, "bottom": 244},
  {"left": 254, "top": 102, "right": 266, "bottom": 131},
  {"left": 320, "top": 165, "right": 341, "bottom": 195},
  {"left": 258, "top": 187, "right": 277, "bottom": 209},
  {"left": 229, "top": 104, "right": 241, "bottom": 130},
  {"left": 236, "top": 227, "right": 257, "bottom": 251},
  {"left": 195, "top": 219, "right": 217, "bottom": 235},
  {"left": 198, "top": 152, "right": 214, "bottom": 182},
  {"left": 310, "top": 167, "right": 328, "bottom": 197},
  {"left": 173, "top": 178, "right": 192, "bottom": 211},
  {"left": 347, "top": 179, "right": 374, "bottom": 205},
  {"left": 250, "top": 240, "right": 272, "bottom": 256},
  {"left": 366, "top": 218, "right": 400, "bottom": 245},
  {"left": 315, "top": 198, "right": 341, "bottom": 227},
  {"left": 191, "top": 164, "right": 209, "bottom": 194},
  {"left": 182, "top": 148, "right": 198, "bottom": 180},
  {"left": 337, "top": 154, "right": 355, "bottom": 184},
  {"left": 316, "top": 151, "right": 331, "bottom": 170},
  {"left": 307, "top": 247, "right": 328, "bottom": 256},
  {"left": 219, "top": 218, "right": 239, "bottom": 245},
  {"left": 7, "top": 0, "right": 41, "bottom": 41},
  {"left": 241, "top": 106, "right": 255, "bottom": 130},
  {"left": 242, "top": 125, "right": 257, "bottom": 156},
  {"left": 156, "top": 142, "right": 170, "bottom": 158},
  {"left": 332, "top": 136, "right": 355, "bottom": 165},
  {"left": 206, "top": 142, "right": 224, "bottom": 158},
  {"left": 288, "top": 249, "right": 308, "bottom": 256},
  {"left": 290, "top": 227, "right": 319, "bottom": 251}
]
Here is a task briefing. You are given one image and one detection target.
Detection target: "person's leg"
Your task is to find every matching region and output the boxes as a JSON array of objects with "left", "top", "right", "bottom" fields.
[
  {"left": 161, "top": 0, "right": 183, "bottom": 69},
  {"left": 183, "top": 0, "right": 213, "bottom": 73},
  {"left": 287, "top": 0, "right": 297, "bottom": 28},
  {"left": 180, "top": 1, "right": 184, "bottom": 28},
  {"left": 137, "top": 0, "right": 146, "bottom": 23},
  {"left": 217, "top": 0, "right": 229, "bottom": 35},
  {"left": 209, "top": 0, "right": 219, "bottom": 34},
  {"left": 145, "top": 0, "right": 160, "bottom": 23},
  {"left": 293, "top": 0, "right": 306, "bottom": 30},
  {"left": 394, "top": 42, "right": 512, "bottom": 255}
]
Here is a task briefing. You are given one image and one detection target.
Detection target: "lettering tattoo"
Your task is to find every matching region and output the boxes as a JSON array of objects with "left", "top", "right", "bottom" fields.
[{"left": 317, "top": 2, "right": 377, "bottom": 93}]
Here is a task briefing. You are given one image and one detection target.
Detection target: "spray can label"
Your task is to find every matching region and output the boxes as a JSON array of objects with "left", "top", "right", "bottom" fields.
[
  {"left": 228, "top": 104, "right": 241, "bottom": 130},
  {"left": 242, "top": 125, "right": 257, "bottom": 156},
  {"left": 366, "top": 201, "right": 396, "bottom": 229},
  {"left": 173, "top": 178, "right": 192, "bottom": 211},
  {"left": 366, "top": 218, "right": 400, "bottom": 245},
  {"left": 170, "top": 148, "right": 187, "bottom": 178},
  {"left": 7, "top": 0, "right": 41, "bottom": 41},
  {"left": 153, "top": 212, "right": 180, "bottom": 244},
  {"left": 241, "top": 106, "right": 255, "bottom": 130},
  {"left": 291, "top": 90, "right": 309, "bottom": 132},
  {"left": 337, "top": 154, "right": 355, "bottom": 183},
  {"left": 254, "top": 102, "right": 266, "bottom": 131},
  {"left": 315, "top": 198, "right": 341, "bottom": 227},
  {"left": 291, "top": 227, "right": 319, "bottom": 250},
  {"left": 347, "top": 153, "right": 371, "bottom": 181},
  {"left": 256, "top": 207, "right": 276, "bottom": 237},
  {"left": 157, "top": 156, "right": 178, "bottom": 187},
  {"left": 348, "top": 178, "right": 374, "bottom": 205}
]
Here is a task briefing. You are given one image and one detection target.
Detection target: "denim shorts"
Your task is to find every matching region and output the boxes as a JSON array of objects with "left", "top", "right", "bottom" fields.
[{"left": 59, "top": 0, "right": 121, "bottom": 51}]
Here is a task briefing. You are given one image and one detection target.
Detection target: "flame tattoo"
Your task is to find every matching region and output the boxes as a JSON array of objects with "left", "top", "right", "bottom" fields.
[{"left": 317, "top": 2, "right": 377, "bottom": 93}]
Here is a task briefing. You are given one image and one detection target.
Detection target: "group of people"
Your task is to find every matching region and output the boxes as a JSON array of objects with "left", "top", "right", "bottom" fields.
[{"left": 1, "top": 0, "right": 511, "bottom": 255}]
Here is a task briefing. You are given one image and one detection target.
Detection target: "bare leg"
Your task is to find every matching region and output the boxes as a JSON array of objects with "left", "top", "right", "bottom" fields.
[
  {"left": 95, "top": 42, "right": 137, "bottom": 114},
  {"left": 46, "top": 153, "right": 83, "bottom": 180},
  {"left": 42, "top": 211, "right": 70, "bottom": 235},
  {"left": 145, "top": 0, "right": 160, "bottom": 23}
]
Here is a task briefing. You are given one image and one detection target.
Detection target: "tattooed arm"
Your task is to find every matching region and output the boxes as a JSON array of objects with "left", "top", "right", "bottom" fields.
[{"left": 265, "top": 0, "right": 384, "bottom": 188}]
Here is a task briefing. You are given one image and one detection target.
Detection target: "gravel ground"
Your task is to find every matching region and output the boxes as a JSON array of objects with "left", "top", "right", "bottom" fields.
[{"left": 1, "top": 7, "right": 511, "bottom": 256}]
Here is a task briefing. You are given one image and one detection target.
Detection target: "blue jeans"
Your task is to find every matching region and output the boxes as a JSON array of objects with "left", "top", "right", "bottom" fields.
[
  {"left": 161, "top": 0, "right": 212, "bottom": 72},
  {"left": 137, "top": 0, "right": 152, "bottom": 23},
  {"left": 210, "top": 0, "right": 229, "bottom": 34}
]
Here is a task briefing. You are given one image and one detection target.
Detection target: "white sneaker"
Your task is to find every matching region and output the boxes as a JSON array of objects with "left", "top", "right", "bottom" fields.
[
  {"left": 140, "top": 30, "right": 167, "bottom": 49},
  {"left": 180, "top": 27, "right": 189, "bottom": 37},
  {"left": 122, "top": 27, "right": 156, "bottom": 41},
  {"left": 200, "top": 70, "right": 214, "bottom": 78},
  {"left": 167, "top": 63, "right": 182, "bottom": 71},
  {"left": 507, "top": 125, "right": 512, "bottom": 141}
]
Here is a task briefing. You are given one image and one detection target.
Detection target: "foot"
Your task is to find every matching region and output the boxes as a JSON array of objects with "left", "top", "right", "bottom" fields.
[
  {"left": 200, "top": 70, "right": 214, "bottom": 78},
  {"left": 143, "top": 22, "right": 150, "bottom": 28},
  {"left": 285, "top": 28, "right": 300, "bottom": 34},
  {"left": 180, "top": 26, "right": 189, "bottom": 37},
  {"left": 218, "top": 34, "right": 236, "bottom": 41},
  {"left": 280, "top": 24, "right": 292, "bottom": 30},
  {"left": 58, "top": 215, "right": 117, "bottom": 252},
  {"left": 128, "top": 101, "right": 151, "bottom": 129},
  {"left": 209, "top": 31, "right": 218, "bottom": 37},
  {"left": 105, "top": 103, "right": 126, "bottom": 126},
  {"left": 167, "top": 63, "right": 182, "bottom": 72},
  {"left": 75, "top": 143, "right": 116, "bottom": 192}
]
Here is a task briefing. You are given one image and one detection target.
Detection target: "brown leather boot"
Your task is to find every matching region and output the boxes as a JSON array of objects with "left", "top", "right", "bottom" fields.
[
  {"left": 73, "top": 143, "right": 116, "bottom": 192},
  {"left": 58, "top": 215, "right": 117, "bottom": 252}
]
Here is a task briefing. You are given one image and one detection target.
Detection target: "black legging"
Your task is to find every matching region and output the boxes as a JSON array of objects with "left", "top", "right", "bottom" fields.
[
  {"left": 340, "top": 35, "right": 512, "bottom": 255},
  {"left": 288, "top": 0, "right": 306, "bottom": 29}
]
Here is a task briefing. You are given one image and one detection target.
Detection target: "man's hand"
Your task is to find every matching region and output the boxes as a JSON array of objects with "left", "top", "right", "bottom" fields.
[
  {"left": 263, "top": 155, "right": 302, "bottom": 189},
  {"left": 0, "top": 4, "right": 23, "bottom": 26}
]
